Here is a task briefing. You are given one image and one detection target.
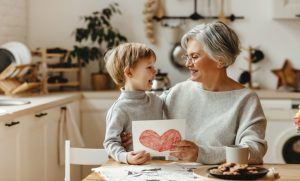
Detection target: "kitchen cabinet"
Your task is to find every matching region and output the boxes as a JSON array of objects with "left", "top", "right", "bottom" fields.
[
  {"left": 44, "top": 101, "right": 81, "bottom": 181},
  {"left": 273, "top": 0, "right": 300, "bottom": 19},
  {"left": 260, "top": 99, "right": 299, "bottom": 164},
  {"left": 80, "top": 92, "right": 119, "bottom": 177},
  {"left": 19, "top": 113, "right": 47, "bottom": 181},
  {"left": 0, "top": 100, "right": 81, "bottom": 181},
  {"left": 0, "top": 119, "right": 20, "bottom": 181},
  {"left": 81, "top": 99, "right": 116, "bottom": 148}
]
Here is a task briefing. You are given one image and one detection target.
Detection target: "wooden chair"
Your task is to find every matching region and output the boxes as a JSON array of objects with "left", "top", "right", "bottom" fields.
[{"left": 64, "top": 140, "right": 108, "bottom": 181}]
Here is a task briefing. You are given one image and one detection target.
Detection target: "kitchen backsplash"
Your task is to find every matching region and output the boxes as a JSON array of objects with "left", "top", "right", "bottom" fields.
[
  {"left": 0, "top": 0, "right": 27, "bottom": 44},
  {"left": 2, "top": 0, "right": 300, "bottom": 90}
]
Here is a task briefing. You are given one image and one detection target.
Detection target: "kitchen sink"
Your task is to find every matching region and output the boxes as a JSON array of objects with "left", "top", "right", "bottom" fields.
[{"left": 0, "top": 100, "right": 30, "bottom": 106}]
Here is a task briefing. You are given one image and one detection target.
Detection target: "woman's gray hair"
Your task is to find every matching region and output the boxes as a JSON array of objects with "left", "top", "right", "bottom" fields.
[{"left": 181, "top": 21, "right": 241, "bottom": 67}]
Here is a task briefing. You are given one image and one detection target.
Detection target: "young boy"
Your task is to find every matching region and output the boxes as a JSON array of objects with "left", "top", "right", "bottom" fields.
[{"left": 103, "top": 43, "right": 163, "bottom": 165}]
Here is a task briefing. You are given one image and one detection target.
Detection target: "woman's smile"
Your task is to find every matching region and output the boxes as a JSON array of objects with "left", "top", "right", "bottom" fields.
[{"left": 190, "top": 69, "right": 198, "bottom": 75}]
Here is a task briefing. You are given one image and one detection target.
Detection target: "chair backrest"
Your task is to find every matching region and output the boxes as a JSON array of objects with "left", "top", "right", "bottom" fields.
[{"left": 65, "top": 140, "right": 108, "bottom": 181}]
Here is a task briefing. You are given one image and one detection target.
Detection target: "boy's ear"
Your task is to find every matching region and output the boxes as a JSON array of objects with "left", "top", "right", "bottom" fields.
[{"left": 124, "top": 66, "right": 133, "bottom": 78}]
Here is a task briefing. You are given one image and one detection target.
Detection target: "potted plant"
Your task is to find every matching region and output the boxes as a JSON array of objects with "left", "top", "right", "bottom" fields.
[{"left": 70, "top": 2, "right": 127, "bottom": 90}]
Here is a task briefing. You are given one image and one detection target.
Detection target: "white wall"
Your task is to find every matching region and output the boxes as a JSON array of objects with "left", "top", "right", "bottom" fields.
[
  {"left": 27, "top": 0, "right": 300, "bottom": 90},
  {"left": 0, "top": 0, "right": 27, "bottom": 44}
]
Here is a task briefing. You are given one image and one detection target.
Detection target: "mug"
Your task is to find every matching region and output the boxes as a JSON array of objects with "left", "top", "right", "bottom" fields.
[{"left": 225, "top": 145, "right": 249, "bottom": 164}]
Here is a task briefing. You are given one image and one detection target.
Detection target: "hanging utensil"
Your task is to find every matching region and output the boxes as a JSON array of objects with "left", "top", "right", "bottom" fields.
[
  {"left": 218, "top": 0, "right": 228, "bottom": 24},
  {"left": 155, "top": 0, "right": 165, "bottom": 19},
  {"left": 170, "top": 43, "right": 187, "bottom": 71}
]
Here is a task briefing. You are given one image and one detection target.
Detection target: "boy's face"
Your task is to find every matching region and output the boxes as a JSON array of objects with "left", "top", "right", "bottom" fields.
[{"left": 128, "top": 56, "right": 157, "bottom": 91}]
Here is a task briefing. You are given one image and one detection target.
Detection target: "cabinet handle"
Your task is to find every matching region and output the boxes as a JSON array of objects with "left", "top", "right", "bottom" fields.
[
  {"left": 292, "top": 104, "right": 299, "bottom": 109},
  {"left": 296, "top": 14, "right": 300, "bottom": 17},
  {"left": 5, "top": 121, "right": 20, "bottom": 127},
  {"left": 35, "top": 112, "right": 48, "bottom": 118}
]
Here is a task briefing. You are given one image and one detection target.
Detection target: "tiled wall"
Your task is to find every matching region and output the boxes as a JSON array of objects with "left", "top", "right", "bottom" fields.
[{"left": 0, "top": 0, "right": 27, "bottom": 45}]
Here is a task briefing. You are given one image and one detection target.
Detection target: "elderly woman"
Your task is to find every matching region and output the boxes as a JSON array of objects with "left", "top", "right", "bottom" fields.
[{"left": 122, "top": 21, "right": 267, "bottom": 164}]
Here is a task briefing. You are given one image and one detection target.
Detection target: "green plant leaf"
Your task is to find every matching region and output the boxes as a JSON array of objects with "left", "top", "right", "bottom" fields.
[
  {"left": 101, "top": 15, "right": 110, "bottom": 27},
  {"left": 91, "top": 29, "right": 97, "bottom": 42},
  {"left": 71, "top": 2, "right": 127, "bottom": 72}
]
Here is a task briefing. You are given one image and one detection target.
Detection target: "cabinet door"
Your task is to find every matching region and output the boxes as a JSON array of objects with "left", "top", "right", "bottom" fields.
[
  {"left": 19, "top": 114, "right": 47, "bottom": 181},
  {"left": 43, "top": 107, "right": 64, "bottom": 181},
  {"left": 0, "top": 120, "right": 21, "bottom": 181},
  {"left": 81, "top": 98, "right": 116, "bottom": 178},
  {"left": 273, "top": 0, "right": 300, "bottom": 19},
  {"left": 45, "top": 102, "right": 81, "bottom": 181},
  {"left": 81, "top": 99, "right": 116, "bottom": 148}
]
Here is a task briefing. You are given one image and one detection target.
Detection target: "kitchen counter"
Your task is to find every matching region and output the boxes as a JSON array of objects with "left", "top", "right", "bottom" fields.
[
  {"left": 0, "top": 89, "right": 299, "bottom": 122},
  {"left": 83, "top": 90, "right": 300, "bottom": 99},
  {"left": 0, "top": 92, "right": 82, "bottom": 122},
  {"left": 256, "top": 90, "right": 300, "bottom": 99}
]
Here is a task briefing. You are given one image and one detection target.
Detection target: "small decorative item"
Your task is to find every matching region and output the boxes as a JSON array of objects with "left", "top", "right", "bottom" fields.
[
  {"left": 170, "top": 43, "right": 187, "bottom": 71},
  {"left": 271, "top": 59, "right": 297, "bottom": 90},
  {"left": 218, "top": 0, "right": 229, "bottom": 24},
  {"left": 143, "top": 0, "right": 162, "bottom": 44},
  {"left": 238, "top": 46, "right": 265, "bottom": 89},
  {"left": 294, "top": 105, "right": 300, "bottom": 133}
]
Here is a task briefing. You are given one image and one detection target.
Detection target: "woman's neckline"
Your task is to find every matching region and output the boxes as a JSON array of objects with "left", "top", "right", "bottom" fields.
[{"left": 189, "top": 80, "right": 247, "bottom": 94}]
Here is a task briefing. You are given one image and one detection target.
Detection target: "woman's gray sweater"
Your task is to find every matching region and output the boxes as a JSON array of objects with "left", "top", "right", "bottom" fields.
[{"left": 161, "top": 80, "right": 267, "bottom": 164}]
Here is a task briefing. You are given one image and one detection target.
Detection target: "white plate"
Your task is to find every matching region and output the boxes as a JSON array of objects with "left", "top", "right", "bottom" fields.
[{"left": 1, "top": 42, "right": 32, "bottom": 65}]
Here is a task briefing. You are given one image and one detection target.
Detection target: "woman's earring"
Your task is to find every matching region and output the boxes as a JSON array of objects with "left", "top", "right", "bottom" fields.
[{"left": 217, "top": 62, "right": 225, "bottom": 69}]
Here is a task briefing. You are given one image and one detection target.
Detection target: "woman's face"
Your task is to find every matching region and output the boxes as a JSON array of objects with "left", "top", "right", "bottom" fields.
[{"left": 185, "top": 39, "right": 219, "bottom": 82}]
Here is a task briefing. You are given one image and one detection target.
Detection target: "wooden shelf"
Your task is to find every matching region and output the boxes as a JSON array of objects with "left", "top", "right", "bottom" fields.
[
  {"left": 47, "top": 68, "right": 80, "bottom": 73},
  {"left": 31, "top": 51, "right": 65, "bottom": 58},
  {"left": 47, "top": 82, "right": 80, "bottom": 87},
  {"left": 32, "top": 48, "right": 81, "bottom": 93}
]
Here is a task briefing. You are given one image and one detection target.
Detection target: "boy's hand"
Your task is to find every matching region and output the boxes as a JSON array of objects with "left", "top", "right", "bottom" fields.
[
  {"left": 127, "top": 150, "right": 150, "bottom": 165},
  {"left": 121, "top": 132, "right": 132, "bottom": 151}
]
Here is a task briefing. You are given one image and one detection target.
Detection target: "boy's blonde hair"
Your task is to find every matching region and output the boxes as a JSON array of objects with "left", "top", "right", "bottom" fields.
[{"left": 105, "top": 43, "right": 156, "bottom": 86}]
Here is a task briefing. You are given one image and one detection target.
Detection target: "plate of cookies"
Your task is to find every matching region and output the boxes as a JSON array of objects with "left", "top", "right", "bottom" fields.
[{"left": 208, "top": 163, "right": 268, "bottom": 180}]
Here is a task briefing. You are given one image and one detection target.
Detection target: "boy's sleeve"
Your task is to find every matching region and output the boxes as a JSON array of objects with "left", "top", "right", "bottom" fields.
[{"left": 103, "top": 107, "right": 129, "bottom": 164}]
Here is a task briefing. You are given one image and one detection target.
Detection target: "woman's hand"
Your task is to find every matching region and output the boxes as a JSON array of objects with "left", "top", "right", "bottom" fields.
[
  {"left": 127, "top": 150, "right": 150, "bottom": 165},
  {"left": 170, "top": 140, "right": 199, "bottom": 162},
  {"left": 121, "top": 132, "right": 132, "bottom": 151}
]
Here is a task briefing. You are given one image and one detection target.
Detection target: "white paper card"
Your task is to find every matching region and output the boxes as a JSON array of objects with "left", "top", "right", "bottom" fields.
[
  {"left": 92, "top": 162, "right": 201, "bottom": 181},
  {"left": 132, "top": 119, "right": 186, "bottom": 156}
]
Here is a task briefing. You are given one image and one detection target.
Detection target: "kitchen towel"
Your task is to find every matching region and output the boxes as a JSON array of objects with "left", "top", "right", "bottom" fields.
[{"left": 58, "top": 103, "right": 85, "bottom": 165}]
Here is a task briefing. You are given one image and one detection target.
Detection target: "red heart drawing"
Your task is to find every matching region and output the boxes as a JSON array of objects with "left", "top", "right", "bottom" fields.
[{"left": 139, "top": 129, "right": 181, "bottom": 152}]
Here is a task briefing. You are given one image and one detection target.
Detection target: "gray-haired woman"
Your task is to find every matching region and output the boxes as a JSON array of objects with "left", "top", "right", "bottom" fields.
[{"left": 122, "top": 21, "right": 267, "bottom": 164}]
